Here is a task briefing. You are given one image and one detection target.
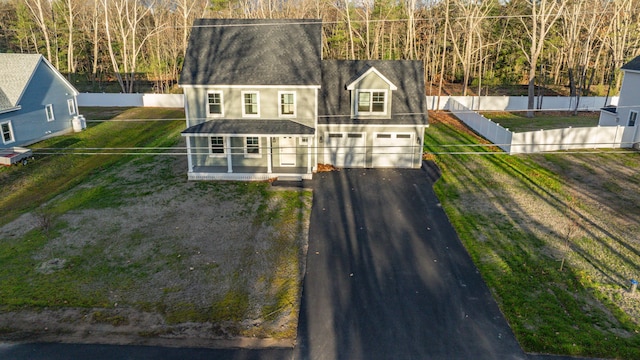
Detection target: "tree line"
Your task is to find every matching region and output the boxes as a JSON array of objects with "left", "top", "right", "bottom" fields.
[{"left": 1, "top": 0, "right": 639, "bottom": 108}]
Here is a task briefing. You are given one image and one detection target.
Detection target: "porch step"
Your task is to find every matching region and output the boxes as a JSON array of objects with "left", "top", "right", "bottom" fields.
[{"left": 276, "top": 175, "right": 303, "bottom": 182}]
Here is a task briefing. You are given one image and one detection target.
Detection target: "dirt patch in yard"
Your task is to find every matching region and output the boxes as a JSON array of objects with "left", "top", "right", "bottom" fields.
[{"left": 0, "top": 153, "right": 312, "bottom": 348}]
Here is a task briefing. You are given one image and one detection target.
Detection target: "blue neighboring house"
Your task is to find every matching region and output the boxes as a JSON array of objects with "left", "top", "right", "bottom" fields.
[{"left": 0, "top": 53, "right": 81, "bottom": 149}]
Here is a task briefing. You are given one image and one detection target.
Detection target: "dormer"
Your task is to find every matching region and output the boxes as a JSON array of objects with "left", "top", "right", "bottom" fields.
[{"left": 346, "top": 66, "right": 397, "bottom": 119}]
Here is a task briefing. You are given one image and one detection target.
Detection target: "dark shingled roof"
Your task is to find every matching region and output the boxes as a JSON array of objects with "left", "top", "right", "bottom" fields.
[
  {"left": 179, "top": 19, "right": 322, "bottom": 86},
  {"left": 621, "top": 55, "right": 640, "bottom": 71},
  {"left": 319, "top": 60, "right": 428, "bottom": 126},
  {"left": 181, "top": 119, "right": 315, "bottom": 135}
]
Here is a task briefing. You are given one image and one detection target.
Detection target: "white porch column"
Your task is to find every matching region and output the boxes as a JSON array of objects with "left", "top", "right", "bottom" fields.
[
  {"left": 267, "top": 136, "right": 273, "bottom": 174},
  {"left": 226, "top": 136, "right": 233, "bottom": 173},
  {"left": 307, "top": 136, "right": 312, "bottom": 174},
  {"left": 186, "top": 136, "right": 193, "bottom": 172}
]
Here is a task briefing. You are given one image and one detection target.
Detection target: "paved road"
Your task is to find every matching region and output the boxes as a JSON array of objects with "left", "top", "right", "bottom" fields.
[{"left": 295, "top": 168, "right": 527, "bottom": 360}]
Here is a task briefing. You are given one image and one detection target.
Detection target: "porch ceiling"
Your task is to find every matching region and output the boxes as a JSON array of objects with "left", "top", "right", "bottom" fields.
[{"left": 181, "top": 119, "right": 315, "bottom": 136}]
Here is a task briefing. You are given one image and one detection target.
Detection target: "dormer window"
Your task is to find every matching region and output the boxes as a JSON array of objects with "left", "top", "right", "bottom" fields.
[
  {"left": 346, "top": 66, "right": 396, "bottom": 119},
  {"left": 357, "top": 90, "right": 386, "bottom": 114}
]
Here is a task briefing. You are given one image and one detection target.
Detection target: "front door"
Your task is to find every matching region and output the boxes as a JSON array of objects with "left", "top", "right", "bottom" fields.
[{"left": 280, "top": 136, "right": 296, "bottom": 167}]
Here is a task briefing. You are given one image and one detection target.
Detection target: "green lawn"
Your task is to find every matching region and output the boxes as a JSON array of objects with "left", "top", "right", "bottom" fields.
[
  {"left": 481, "top": 111, "right": 600, "bottom": 132},
  {"left": 0, "top": 107, "right": 185, "bottom": 226},
  {"left": 0, "top": 107, "right": 311, "bottom": 339},
  {"left": 425, "top": 112, "right": 640, "bottom": 359}
]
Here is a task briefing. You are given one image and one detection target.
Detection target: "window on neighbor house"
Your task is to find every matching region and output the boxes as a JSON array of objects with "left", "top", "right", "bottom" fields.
[
  {"left": 245, "top": 136, "right": 260, "bottom": 157},
  {"left": 357, "top": 90, "right": 386, "bottom": 115},
  {"left": 210, "top": 136, "right": 225, "bottom": 156},
  {"left": 45, "top": 104, "right": 55, "bottom": 122},
  {"left": 279, "top": 92, "right": 295, "bottom": 116},
  {"left": 207, "top": 91, "right": 223, "bottom": 116},
  {"left": 67, "top": 99, "right": 76, "bottom": 115},
  {"left": 629, "top": 111, "right": 638, "bottom": 126},
  {"left": 243, "top": 92, "right": 259, "bottom": 116},
  {"left": 1, "top": 121, "right": 14, "bottom": 144}
]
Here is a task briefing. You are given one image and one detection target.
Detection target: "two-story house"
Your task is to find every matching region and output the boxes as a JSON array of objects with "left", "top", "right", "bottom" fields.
[{"left": 179, "top": 19, "right": 428, "bottom": 181}]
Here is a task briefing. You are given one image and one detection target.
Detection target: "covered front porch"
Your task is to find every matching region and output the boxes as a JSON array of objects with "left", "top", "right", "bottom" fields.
[{"left": 181, "top": 119, "right": 316, "bottom": 181}]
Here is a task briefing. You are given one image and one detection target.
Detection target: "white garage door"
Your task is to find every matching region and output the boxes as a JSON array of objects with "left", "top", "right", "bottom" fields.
[
  {"left": 372, "top": 133, "right": 415, "bottom": 168},
  {"left": 325, "top": 132, "right": 366, "bottom": 168}
]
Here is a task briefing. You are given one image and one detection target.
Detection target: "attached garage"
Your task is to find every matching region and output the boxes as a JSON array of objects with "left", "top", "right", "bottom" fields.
[
  {"left": 372, "top": 132, "right": 416, "bottom": 168},
  {"left": 324, "top": 132, "right": 366, "bottom": 167}
]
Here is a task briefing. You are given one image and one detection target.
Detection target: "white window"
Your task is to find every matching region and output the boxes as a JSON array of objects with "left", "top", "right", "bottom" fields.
[
  {"left": 67, "top": 99, "right": 76, "bottom": 115},
  {"left": 356, "top": 90, "right": 387, "bottom": 115},
  {"left": 242, "top": 92, "right": 259, "bottom": 117},
  {"left": 209, "top": 136, "right": 225, "bottom": 156},
  {"left": 628, "top": 111, "right": 638, "bottom": 127},
  {"left": 45, "top": 104, "right": 55, "bottom": 122},
  {"left": 279, "top": 92, "right": 296, "bottom": 117},
  {"left": 1, "top": 121, "right": 14, "bottom": 144},
  {"left": 244, "top": 136, "right": 261, "bottom": 157},
  {"left": 207, "top": 91, "right": 223, "bottom": 116}
]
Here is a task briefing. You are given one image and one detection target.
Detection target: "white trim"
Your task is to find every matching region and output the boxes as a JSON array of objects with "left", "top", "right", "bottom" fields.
[
  {"left": 180, "top": 84, "right": 321, "bottom": 89},
  {"left": 0, "top": 106, "right": 21, "bottom": 115},
  {"left": 206, "top": 90, "right": 224, "bottom": 117},
  {"left": 241, "top": 91, "right": 260, "bottom": 117},
  {"left": 355, "top": 89, "right": 389, "bottom": 116},
  {"left": 319, "top": 124, "right": 420, "bottom": 129},
  {"left": 628, "top": 111, "right": 638, "bottom": 127},
  {"left": 346, "top": 67, "right": 398, "bottom": 91},
  {"left": 278, "top": 91, "right": 296, "bottom": 117},
  {"left": 244, "top": 136, "right": 262, "bottom": 158},
  {"left": 187, "top": 172, "right": 313, "bottom": 181},
  {"left": 181, "top": 132, "right": 315, "bottom": 138},
  {"left": 1, "top": 120, "right": 15, "bottom": 145},
  {"left": 67, "top": 98, "right": 76, "bottom": 115},
  {"left": 208, "top": 136, "right": 226, "bottom": 157},
  {"left": 45, "top": 104, "right": 55, "bottom": 122}
]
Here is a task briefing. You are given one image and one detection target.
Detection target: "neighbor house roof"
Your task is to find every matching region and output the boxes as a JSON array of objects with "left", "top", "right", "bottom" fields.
[
  {"left": 181, "top": 119, "right": 315, "bottom": 136},
  {"left": 319, "top": 60, "right": 428, "bottom": 126},
  {"left": 179, "top": 19, "right": 323, "bottom": 86},
  {"left": 621, "top": 55, "right": 640, "bottom": 72},
  {"left": 0, "top": 53, "right": 42, "bottom": 111}
]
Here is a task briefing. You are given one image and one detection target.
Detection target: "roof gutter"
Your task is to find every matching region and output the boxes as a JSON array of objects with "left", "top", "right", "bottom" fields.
[{"left": 0, "top": 105, "right": 21, "bottom": 115}]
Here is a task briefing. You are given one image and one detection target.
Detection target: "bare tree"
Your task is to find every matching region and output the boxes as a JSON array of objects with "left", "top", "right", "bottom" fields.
[
  {"left": 23, "top": 0, "right": 53, "bottom": 62},
  {"left": 515, "top": 0, "right": 565, "bottom": 118}
]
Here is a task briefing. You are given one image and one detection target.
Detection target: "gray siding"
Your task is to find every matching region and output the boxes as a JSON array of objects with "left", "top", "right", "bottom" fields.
[
  {"left": 184, "top": 87, "right": 317, "bottom": 129},
  {"left": 0, "top": 62, "right": 77, "bottom": 148},
  {"left": 188, "top": 135, "right": 313, "bottom": 170}
]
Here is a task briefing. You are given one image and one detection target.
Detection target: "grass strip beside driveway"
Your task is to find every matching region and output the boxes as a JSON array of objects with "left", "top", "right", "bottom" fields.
[{"left": 425, "top": 111, "right": 640, "bottom": 359}]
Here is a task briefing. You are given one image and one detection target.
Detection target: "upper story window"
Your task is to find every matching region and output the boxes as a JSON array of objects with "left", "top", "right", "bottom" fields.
[
  {"left": 628, "top": 111, "right": 638, "bottom": 126},
  {"left": 67, "top": 99, "right": 76, "bottom": 115},
  {"left": 279, "top": 92, "right": 296, "bottom": 116},
  {"left": 242, "top": 91, "right": 260, "bottom": 117},
  {"left": 207, "top": 91, "right": 223, "bottom": 116},
  {"left": 356, "top": 90, "right": 387, "bottom": 115},
  {"left": 45, "top": 104, "right": 55, "bottom": 122},
  {"left": 1, "top": 121, "right": 14, "bottom": 144}
]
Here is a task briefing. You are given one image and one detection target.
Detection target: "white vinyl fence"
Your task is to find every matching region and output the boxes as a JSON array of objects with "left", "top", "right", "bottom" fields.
[
  {"left": 77, "top": 93, "right": 184, "bottom": 108},
  {"left": 429, "top": 95, "right": 618, "bottom": 111},
  {"left": 445, "top": 98, "right": 635, "bottom": 154}
]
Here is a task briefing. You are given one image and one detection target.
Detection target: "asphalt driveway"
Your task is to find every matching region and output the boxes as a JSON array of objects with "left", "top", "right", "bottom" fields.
[{"left": 295, "top": 167, "right": 527, "bottom": 360}]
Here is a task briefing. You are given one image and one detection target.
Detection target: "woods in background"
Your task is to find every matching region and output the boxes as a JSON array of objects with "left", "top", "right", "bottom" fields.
[{"left": 1, "top": 0, "right": 638, "bottom": 98}]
